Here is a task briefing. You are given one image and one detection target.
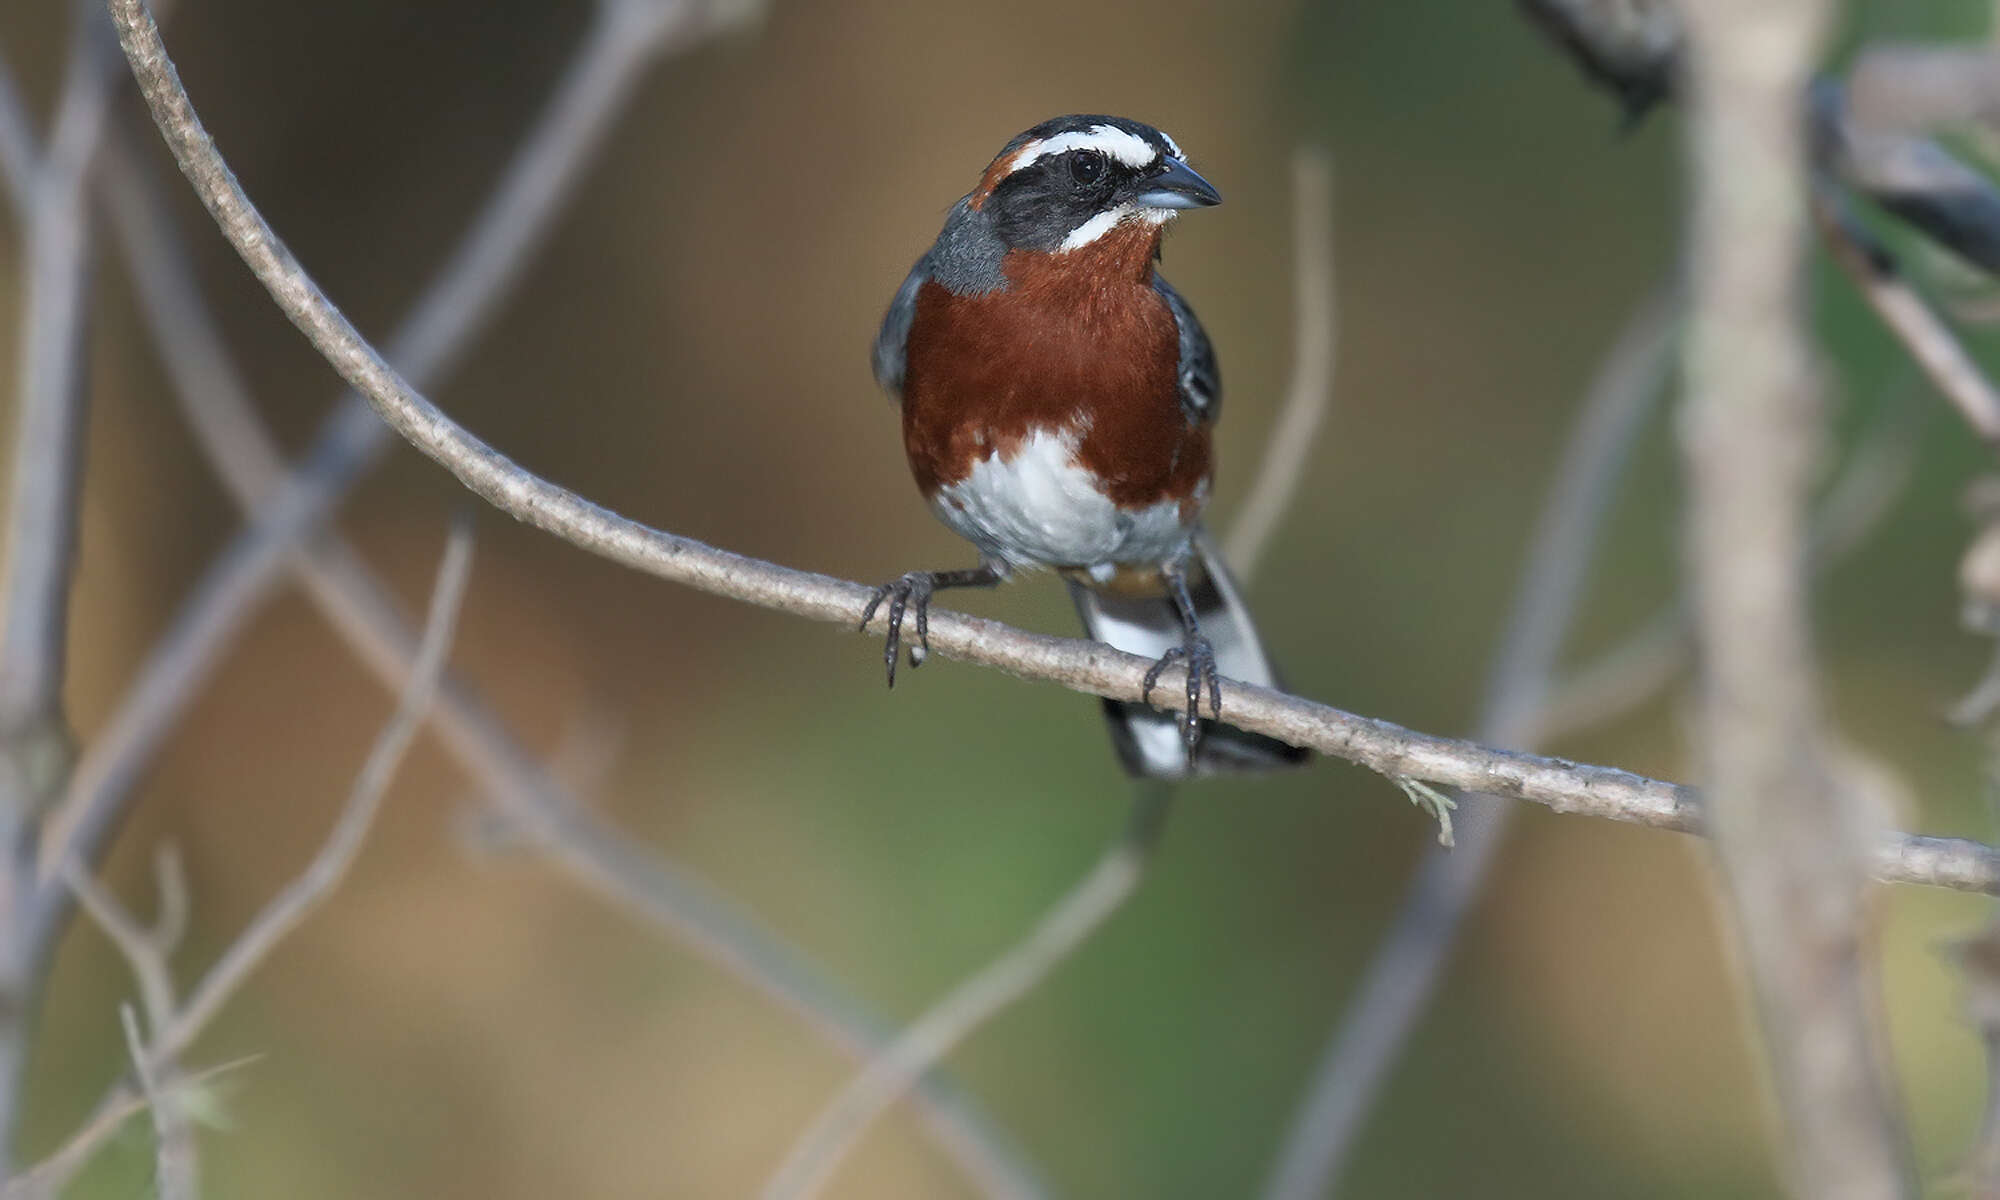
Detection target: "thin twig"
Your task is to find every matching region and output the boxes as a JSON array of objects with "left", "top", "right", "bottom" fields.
[
  {"left": 68, "top": 52, "right": 1044, "bottom": 1200},
  {"left": 1223, "top": 146, "right": 1337, "bottom": 580},
  {"left": 1262, "top": 275, "right": 1678, "bottom": 1200},
  {"left": 163, "top": 519, "right": 471, "bottom": 1057},
  {"left": 59, "top": 850, "right": 183, "bottom": 1035},
  {"left": 764, "top": 786, "right": 1172, "bottom": 1200},
  {"left": 19, "top": 521, "right": 472, "bottom": 1197},
  {"left": 118, "top": 1005, "right": 193, "bottom": 1200},
  {"left": 1534, "top": 376, "right": 1920, "bottom": 744},
  {"left": 0, "top": 0, "right": 137, "bottom": 1165},
  {"left": 95, "top": 0, "right": 2000, "bottom": 897},
  {"left": 38, "top": 0, "right": 727, "bottom": 908},
  {"left": 1, "top": 0, "right": 120, "bottom": 740},
  {"left": 1815, "top": 194, "right": 2000, "bottom": 446},
  {"left": 1680, "top": 0, "right": 1913, "bottom": 1193},
  {"left": 1517, "top": 3, "right": 2000, "bottom": 280},
  {"left": 0, "top": 1059, "right": 250, "bottom": 1200},
  {"left": 0, "top": 52, "right": 36, "bottom": 216}
]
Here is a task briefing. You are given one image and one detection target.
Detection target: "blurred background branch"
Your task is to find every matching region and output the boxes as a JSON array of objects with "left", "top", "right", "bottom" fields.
[
  {"left": 0, "top": 0, "right": 1989, "bottom": 1193},
  {"left": 0, "top": 2, "right": 1044, "bottom": 1193},
  {"left": 765, "top": 784, "right": 1174, "bottom": 1200},
  {"left": 98, "top": 0, "right": 2000, "bottom": 898},
  {"left": 0, "top": 0, "right": 136, "bottom": 1167},
  {"left": 1263, "top": 273, "right": 1679, "bottom": 1200},
  {"left": 1679, "top": 0, "right": 1912, "bottom": 1196},
  {"left": 25, "top": 518, "right": 474, "bottom": 1195}
]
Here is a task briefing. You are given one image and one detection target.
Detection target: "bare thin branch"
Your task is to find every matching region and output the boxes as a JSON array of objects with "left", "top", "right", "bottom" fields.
[
  {"left": 0, "top": 1058, "right": 249, "bottom": 1200},
  {"left": 1536, "top": 378, "right": 1919, "bottom": 744},
  {"left": 15, "top": 520, "right": 471, "bottom": 1198},
  {"left": 79, "top": 81, "right": 1043, "bottom": 1200},
  {"left": 1812, "top": 78, "right": 2000, "bottom": 278},
  {"left": 118, "top": 1005, "right": 193, "bottom": 1200},
  {"left": 1223, "top": 147, "right": 1337, "bottom": 580},
  {"left": 1814, "top": 195, "right": 2000, "bottom": 445},
  {"left": 95, "top": 0, "right": 2000, "bottom": 898},
  {"left": 1680, "top": 0, "right": 1912, "bottom": 1193},
  {"left": 765, "top": 787, "right": 1172, "bottom": 1200},
  {"left": 0, "top": 0, "right": 146, "bottom": 1164},
  {"left": 1261, "top": 275, "right": 1677, "bottom": 1200},
  {"left": 0, "top": 0, "right": 120, "bottom": 734},
  {"left": 40, "top": 0, "right": 740, "bottom": 934},
  {"left": 1520, "top": 3, "right": 2000, "bottom": 281},
  {"left": 162, "top": 519, "right": 471, "bottom": 1056},
  {"left": 0, "top": 52, "right": 36, "bottom": 216},
  {"left": 60, "top": 852, "right": 179, "bottom": 1035},
  {"left": 512, "top": 809, "right": 1046, "bottom": 1198}
]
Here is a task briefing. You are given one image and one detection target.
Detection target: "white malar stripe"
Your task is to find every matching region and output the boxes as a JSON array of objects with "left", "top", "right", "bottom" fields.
[
  {"left": 1058, "top": 202, "right": 1178, "bottom": 252},
  {"left": 1005, "top": 124, "right": 1160, "bottom": 177}
]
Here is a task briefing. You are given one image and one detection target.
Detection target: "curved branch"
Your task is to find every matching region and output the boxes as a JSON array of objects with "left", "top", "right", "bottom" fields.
[
  {"left": 1223, "top": 146, "right": 1338, "bottom": 579},
  {"left": 29, "top": 17, "right": 1042, "bottom": 1198},
  {"left": 1261, "top": 273, "right": 1679, "bottom": 1200},
  {"left": 97, "top": 0, "right": 2000, "bottom": 898}
]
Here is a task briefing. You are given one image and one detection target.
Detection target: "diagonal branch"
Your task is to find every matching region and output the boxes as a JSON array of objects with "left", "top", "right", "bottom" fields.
[
  {"left": 764, "top": 786, "right": 1172, "bottom": 1200},
  {"left": 35, "top": 0, "right": 743, "bottom": 907},
  {"left": 1812, "top": 191, "right": 2000, "bottom": 446},
  {"left": 1262, "top": 273, "right": 1679, "bottom": 1200},
  {"left": 43, "top": 83, "right": 1047, "bottom": 1200},
  {"left": 95, "top": 0, "right": 2000, "bottom": 902},
  {"left": 18, "top": 519, "right": 473, "bottom": 1197},
  {"left": 163, "top": 519, "right": 471, "bottom": 1052}
]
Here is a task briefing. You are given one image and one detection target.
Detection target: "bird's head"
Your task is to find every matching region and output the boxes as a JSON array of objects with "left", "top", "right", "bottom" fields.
[{"left": 967, "top": 115, "right": 1221, "bottom": 254}]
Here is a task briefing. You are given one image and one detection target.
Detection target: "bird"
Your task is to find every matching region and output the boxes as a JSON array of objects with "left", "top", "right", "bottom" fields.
[{"left": 862, "top": 114, "right": 1308, "bottom": 779}]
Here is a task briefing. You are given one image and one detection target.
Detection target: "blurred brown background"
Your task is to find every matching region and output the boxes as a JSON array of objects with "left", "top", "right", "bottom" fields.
[{"left": 3, "top": 0, "right": 1998, "bottom": 1195}]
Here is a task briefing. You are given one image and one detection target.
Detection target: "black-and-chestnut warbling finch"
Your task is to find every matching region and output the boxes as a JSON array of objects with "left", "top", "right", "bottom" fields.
[{"left": 863, "top": 115, "right": 1308, "bottom": 780}]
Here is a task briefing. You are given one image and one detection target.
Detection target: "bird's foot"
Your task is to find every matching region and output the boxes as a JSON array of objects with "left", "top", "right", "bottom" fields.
[
  {"left": 1141, "top": 633, "right": 1222, "bottom": 759},
  {"left": 859, "top": 571, "right": 939, "bottom": 688}
]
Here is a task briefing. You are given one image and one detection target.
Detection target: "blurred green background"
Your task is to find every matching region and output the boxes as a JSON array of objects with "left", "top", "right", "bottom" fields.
[{"left": 4, "top": 0, "right": 1999, "bottom": 1195}]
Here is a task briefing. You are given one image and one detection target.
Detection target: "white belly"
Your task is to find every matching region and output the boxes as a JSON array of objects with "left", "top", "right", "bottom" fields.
[{"left": 931, "top": 427, "right": 1200, "bottom": 572}]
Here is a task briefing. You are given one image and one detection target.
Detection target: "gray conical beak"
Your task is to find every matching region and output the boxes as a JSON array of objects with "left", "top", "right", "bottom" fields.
[{"left": 1131, "top": 159, "right": 1221, "bottom": 209}]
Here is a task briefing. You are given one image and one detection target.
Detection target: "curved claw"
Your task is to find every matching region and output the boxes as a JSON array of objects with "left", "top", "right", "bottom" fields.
[
  {"left": 859, "top": 572, "right": 936, "bottom": 688},
  {"left": 1141, "top": 634, "right": 1221, "bottom": 761}
]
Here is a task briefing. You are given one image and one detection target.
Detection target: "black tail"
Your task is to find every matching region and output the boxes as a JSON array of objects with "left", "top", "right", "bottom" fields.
[{"left": 1067, "top": 534, "right": 1310, "bottom": 780}]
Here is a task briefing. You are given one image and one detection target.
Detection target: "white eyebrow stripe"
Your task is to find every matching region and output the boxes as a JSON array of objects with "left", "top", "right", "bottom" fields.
[
  {"left": 1159, "top": 130, "right": 1184, "bottom": 160},
  {"left": 1004, "top": 125, "right": 1161, "bottom": 177}
]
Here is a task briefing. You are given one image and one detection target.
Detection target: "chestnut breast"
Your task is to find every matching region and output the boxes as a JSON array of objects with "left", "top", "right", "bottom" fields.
[{"left": 899, "top": 225, "right": 1213, "bottom": 517}]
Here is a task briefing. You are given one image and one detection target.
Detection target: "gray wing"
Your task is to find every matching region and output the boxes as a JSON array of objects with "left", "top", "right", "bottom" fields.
[
  {"left": 872, "top": 252, "right": 933, "bottom": 400},
  {"left": 1153, "top": 273, "right": 1219, "bottom": 424}
]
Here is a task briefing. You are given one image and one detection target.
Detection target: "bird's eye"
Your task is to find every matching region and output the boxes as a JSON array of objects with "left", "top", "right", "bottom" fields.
[{"left": 1068, "top": 149, "right": 1106, "bottom": 186}]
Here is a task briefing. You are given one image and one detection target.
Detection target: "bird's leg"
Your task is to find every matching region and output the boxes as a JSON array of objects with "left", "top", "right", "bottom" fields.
[
  {"left": 858, "top": 562, "right": 1003, "bottom": 687},
  {"left": 1140, "top": 555, "right": 1221, "bottom": 760}
]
